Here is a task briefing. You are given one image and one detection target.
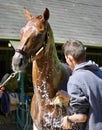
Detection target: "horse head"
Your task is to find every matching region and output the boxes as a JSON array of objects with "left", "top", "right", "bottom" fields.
[{"left": 12, "top": 8, "right": 50, "bottom": 72}]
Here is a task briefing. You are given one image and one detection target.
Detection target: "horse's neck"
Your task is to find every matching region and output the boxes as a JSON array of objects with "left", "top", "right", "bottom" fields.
[{"left": 32, "top": 34, "right": 62, "bottom": 96}]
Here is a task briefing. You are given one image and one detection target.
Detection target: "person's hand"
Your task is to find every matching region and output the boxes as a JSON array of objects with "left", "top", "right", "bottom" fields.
[
  {"left": 54, "top": 90, "right": 70, "bottom": 106},
  {"left": 62, "top": 116, "right": 72, "bottom": 129},
  {"left": 56, "top": 90, "right": 69, "bottom": 100},
  {"left": 0, "top": 85, "right": 4, "bottom": 96}
]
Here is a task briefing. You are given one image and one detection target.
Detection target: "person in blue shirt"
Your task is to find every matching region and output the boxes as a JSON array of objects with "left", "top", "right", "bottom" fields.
[{"left": 59, "top": 39, "right": 102, "bottom": 130}]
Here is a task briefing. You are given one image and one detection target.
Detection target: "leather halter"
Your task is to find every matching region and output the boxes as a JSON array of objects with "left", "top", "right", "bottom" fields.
[
  {"left": 15, "top": 31, "right": 48, "bottom": 59},
  {"left": 16, "top": 49, "right": 28, "bottom": 56}
]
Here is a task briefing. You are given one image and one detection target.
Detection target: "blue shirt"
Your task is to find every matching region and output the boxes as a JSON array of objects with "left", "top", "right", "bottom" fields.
[{"left": 67, "top": 60, "right": 102, "bottom": 130}]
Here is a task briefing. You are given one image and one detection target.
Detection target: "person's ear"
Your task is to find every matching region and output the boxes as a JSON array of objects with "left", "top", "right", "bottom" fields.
[
  {"left": 67, "top": 55, "right": 73, "bottom": 62},
  {"left": 65, "top": 55, "right": 73, "bottom": 64}
]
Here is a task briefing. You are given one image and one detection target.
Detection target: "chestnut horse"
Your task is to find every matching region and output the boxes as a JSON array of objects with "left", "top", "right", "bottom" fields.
[{"left": 12, "top": 8, "right": 78, "bottom": 130}]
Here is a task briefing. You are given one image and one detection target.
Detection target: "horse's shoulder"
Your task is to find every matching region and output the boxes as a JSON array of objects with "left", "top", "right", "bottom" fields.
[{"left": 57, "top": 63, "right": 71, "bottom": 92}]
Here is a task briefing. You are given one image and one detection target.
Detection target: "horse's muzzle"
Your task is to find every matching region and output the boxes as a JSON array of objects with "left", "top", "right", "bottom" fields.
[{"left": 12, "top": 52, "right": 28, "bottom": 72}]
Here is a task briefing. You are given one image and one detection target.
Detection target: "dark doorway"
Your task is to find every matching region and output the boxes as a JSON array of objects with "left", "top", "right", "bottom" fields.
[{"left": 0, "top": 61, "right": 6, "bottom": 81}]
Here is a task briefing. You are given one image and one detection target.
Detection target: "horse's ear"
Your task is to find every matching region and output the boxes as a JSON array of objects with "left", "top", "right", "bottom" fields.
[
  {"left": 43, "top": 8, "right": 50, "bottom": 21},
  {"left": 24, "top": 7, "right": 33, "bottom": 20}
]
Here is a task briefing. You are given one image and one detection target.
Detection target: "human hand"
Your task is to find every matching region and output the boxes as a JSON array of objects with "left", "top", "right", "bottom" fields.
[
  {"left": 56, "top": 90, "right": 69, "bottom": 99},
  {"left": 0, "top": 85, "right": 4, "bottom": 96},
  {"left": 62, "top": 116, "right": 72, "bottom": 130},
  {"left": 54, "top": 90, "right": 70, "bottom": 106}
]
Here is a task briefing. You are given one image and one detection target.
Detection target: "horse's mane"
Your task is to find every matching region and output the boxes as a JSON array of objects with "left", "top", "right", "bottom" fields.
[{"left": 45, "top": 23, "right": 61, "bottom": 66}]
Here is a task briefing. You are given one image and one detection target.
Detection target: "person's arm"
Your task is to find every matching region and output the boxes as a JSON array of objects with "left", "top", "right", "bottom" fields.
[
  {"left": 62, "top": 81, "right": 89, "bottom": 129},
  {"left": 62, "top": 113, "right": 87, "bottom": 129},
  {"left": 68, "top": 113, "right": 87, "bottom": 122}
]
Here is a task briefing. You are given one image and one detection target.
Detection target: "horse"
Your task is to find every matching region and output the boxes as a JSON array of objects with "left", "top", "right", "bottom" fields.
[{"left": 11, "top": 8, "right": 78, "bottom": 130}]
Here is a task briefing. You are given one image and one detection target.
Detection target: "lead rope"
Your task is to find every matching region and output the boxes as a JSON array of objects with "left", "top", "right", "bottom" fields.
[{"left": 0, "top": 72, "right": 18, "bottom": 87}]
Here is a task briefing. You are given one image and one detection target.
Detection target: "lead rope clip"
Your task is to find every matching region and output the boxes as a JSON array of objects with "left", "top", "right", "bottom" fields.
[{"left": 1, "top": 72, "right": 18, "bottom": 87}]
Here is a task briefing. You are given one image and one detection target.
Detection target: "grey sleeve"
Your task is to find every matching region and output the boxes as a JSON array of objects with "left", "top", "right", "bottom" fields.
[{"left": 68, "top": 83, "right": 89, "bottom": 114}]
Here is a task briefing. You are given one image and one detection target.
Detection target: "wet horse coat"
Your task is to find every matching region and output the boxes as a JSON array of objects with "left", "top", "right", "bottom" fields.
[{"left": 12, "top": 8, "right": 77, "bottom": 130}]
